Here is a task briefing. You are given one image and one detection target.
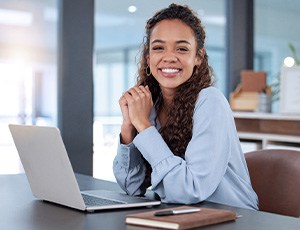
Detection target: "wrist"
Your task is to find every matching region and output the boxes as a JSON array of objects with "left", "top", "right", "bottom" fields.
[
  {"left": 120, "top": 124, "right": 136, "bottom": 144},
  {"left": 135, "top": 122, "right": 151, "bottom": 133}
]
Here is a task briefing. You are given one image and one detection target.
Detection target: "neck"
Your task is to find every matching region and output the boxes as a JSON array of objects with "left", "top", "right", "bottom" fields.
[
  {"left": 158, "top": 89, "right": 174, "bottom": 128},
  {"left": 160, "top": 88, "right": 175, "bottom": 108}
]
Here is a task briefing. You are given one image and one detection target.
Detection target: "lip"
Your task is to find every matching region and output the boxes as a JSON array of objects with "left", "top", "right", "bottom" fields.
[{"left": 158, "top": 67, "right": 182, "bottom": 77}]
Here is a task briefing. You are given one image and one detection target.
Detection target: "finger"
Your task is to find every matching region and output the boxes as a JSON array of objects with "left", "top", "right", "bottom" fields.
[
  {"left": 119, "top": 95, "right": 128, "bottom": 106},
  {"left": 139, "top": 85, "right": 151, "bottom": 97},
  {"left": 120, "top": 92, "right": 126, "bottom": 100},
  {"left": 138, "top": 85, "right": 145, "bottom": 92},
  {"left": 123, "top": 90, "right": 139, "bottom": 103},
  {"left": 134, "top": 86, "right": 144, "bottom": 94},
  {"left": 128, "top": 87, "right": 144, "bottom": 99},
  {"left": 145, "top": 85, "right": 150, "bottom": 92}
]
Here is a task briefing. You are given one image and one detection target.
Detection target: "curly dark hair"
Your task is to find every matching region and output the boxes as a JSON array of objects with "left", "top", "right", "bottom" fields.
[{"left": 137, "top": 4, "right": 214, "bottom": 158}]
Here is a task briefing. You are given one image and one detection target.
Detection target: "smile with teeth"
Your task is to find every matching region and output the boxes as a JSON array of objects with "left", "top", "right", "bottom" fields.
[{"left": 161, "top": 68, "right": 180, "bottom": 73}]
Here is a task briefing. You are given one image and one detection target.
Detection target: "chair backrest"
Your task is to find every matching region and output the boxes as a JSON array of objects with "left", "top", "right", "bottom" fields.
[{"left": 245, "top": 149, "right": 300, "bottom": 217}]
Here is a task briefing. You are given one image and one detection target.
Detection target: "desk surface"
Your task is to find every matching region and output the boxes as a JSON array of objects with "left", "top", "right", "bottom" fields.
[{"left": 1, "top": 174, "right": 299, "bottom": 230}]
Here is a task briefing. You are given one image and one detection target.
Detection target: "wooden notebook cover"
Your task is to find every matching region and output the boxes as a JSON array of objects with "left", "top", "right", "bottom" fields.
[{"left": 126, "top": 206, "right": 237, "bottom": 229}]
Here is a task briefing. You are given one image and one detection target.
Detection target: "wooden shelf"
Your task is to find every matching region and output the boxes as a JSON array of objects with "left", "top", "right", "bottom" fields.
[
  {"left": 233, "top": 112, "right": 300, "bottom": 151},
  {"left": 233, "top": 112, "right": 300, "bottom": 121}
]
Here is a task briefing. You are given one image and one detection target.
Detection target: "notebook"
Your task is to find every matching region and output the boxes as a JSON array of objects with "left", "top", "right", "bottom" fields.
[
  {"left": 126, "top": 206, "right": 237, "bottom": 229},
  {"left": 9, "top": 124, "right": 161, "bottom": 212}
]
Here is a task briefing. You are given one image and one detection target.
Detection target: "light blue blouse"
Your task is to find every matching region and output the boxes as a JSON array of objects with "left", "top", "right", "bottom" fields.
[{"left": 113, "top": 87, "right": 258, "bottom": 210}]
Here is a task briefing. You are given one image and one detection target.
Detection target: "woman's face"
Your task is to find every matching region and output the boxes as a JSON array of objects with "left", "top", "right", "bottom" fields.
[{"left": 148, "top": 19, "right": 201, "bottom": 94}]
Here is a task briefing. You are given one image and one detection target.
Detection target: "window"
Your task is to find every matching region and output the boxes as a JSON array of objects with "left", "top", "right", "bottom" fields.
[
  {"left": 0, "top": 0, "right": 58, "bottom": 174},
  {"left": 254, "top": 0, "right": 300, "bottom": 112}
]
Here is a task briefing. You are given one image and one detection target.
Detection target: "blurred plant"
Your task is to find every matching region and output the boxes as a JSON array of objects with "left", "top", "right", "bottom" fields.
[
  {"left": 266, "top": 43, "right": 300, "bottom": 102},
  {"left": 269, "top": 73, "right": 280, "bottom": 102},
  {"left": 288, "top": 43, "right": 300, "bottom": 65}
]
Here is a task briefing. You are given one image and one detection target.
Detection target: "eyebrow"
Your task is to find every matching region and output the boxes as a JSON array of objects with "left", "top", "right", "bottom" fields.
[{"left": 151, "top": 39, "right": 191, "bottom": 45}]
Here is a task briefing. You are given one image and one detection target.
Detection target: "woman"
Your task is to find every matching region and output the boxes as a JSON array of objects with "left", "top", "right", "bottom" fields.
[{"left": 113, "top": 3, "right": 258, "bottom": 210}]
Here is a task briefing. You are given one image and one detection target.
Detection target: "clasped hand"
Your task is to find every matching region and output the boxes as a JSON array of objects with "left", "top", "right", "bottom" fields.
[{"left": 119, "top": 85, "right": 153, "bottom": 134}]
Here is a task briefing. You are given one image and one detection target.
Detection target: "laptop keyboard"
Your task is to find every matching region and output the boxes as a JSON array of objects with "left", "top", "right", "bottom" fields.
[{"left": 82, "top": 193, "right": 125, "bottom": 206}]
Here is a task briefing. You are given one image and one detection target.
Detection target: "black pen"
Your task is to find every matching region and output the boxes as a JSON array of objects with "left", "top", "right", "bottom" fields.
[{"left": 154, "top": 208, "right": 201, "bottom": 216}]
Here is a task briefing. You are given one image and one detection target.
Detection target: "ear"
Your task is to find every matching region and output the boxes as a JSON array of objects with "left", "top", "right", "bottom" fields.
[{"left": 195, "top": 48, "right": 205, "bottom": 66}]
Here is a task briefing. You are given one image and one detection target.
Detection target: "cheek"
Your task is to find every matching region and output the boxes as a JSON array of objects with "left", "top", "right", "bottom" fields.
[
  {"left": 148, "top": 55, "right": 160, "bottom": 69},
  {"left": 184, "top": 59, "right": 198, "bottom": 77},
  {"left": 186, "top": 58, "right": 198, "bottom": 69}
]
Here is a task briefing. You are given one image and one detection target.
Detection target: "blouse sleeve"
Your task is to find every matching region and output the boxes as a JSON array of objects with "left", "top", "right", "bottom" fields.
[
  {"left": 112, "top": 137, "right": 147, "bottom": 196},
  {"left": 133, "top": 88, "right": 235, "bottom": 204}
]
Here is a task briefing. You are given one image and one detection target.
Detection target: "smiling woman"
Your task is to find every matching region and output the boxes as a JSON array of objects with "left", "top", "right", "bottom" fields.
[
  {"left": 112, "top": 3, "right": 258, "bottom": 210},
  {"left": 92, "top": 0, "right": 227, "bottom": 181}
]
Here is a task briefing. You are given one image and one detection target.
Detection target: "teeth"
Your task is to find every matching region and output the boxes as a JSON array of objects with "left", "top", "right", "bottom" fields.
[{"left": 161, "top": 68, "right": 179, "bottom": 73}]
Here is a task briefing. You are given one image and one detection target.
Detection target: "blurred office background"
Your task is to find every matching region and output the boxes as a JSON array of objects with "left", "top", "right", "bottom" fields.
[{"left": 0, "top": 0, "right": 299, "bottom": 180}]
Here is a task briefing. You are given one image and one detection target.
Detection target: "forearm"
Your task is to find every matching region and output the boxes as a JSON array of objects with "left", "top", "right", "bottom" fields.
[
  {"left": 132, "top": 127, "right": 208, "bottom": 203},
  {"left": 132, "top": 123, "right": 230, "bottom": 204}
]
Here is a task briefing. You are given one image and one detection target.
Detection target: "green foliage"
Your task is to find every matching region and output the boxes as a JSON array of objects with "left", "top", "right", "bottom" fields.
[
  {"left": 269, "top": 73, "right": 280, "bottom": 102},
  {"left": 288, "top": 43, "right": 300, "bottom": 65}
]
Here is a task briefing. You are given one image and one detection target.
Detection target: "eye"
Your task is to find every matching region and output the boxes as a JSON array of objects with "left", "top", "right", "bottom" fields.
[
  {"left": 152, "top": 46, "right": 164, "bottom": 51},
  {"left": 177, "top": 47, "right": 189, "bottom": 52}
]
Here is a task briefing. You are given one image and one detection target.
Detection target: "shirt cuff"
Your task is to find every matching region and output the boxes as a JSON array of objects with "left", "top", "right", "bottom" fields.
[{"left": 117, "top": 135, "right": 142, "bottom": 168}]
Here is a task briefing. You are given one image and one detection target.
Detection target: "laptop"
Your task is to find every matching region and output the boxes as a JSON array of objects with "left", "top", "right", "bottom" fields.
[{"left": 9, "top": 124, "right": 161, "bottom": 212}]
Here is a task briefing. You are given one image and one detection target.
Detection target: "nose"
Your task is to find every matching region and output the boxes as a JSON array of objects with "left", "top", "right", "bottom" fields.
[{"left": 162, "top": 51, "right": 178, "bottom": 62}]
